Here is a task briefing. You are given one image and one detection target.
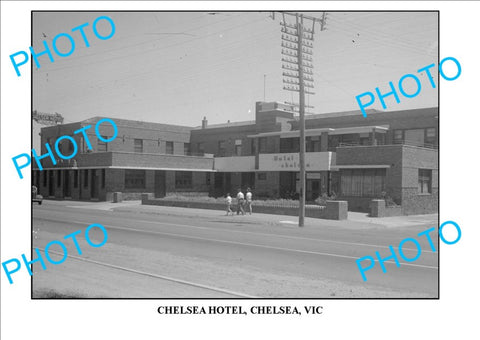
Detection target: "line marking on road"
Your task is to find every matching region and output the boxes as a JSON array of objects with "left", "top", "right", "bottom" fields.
[
  {"left": 38, "top": 248, "right": 258, "bottom": 298},
  {"left": 34, "top": 210, "right": 436, "bottom": 254},
  {"left": 99, "top": 217, "right": 437, "bottom": 254},
  {"left": 95, "top": 217, "right": 436, "bottom": 254},
  {"left": 60, "top": 219, "right": 437, "bottom": 270}
]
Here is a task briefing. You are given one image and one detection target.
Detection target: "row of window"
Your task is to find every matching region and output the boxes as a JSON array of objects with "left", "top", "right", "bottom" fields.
[
  {"left": 217, "top": 139, "right": 244, "bottom": 157},
  {"left": 393, "top": 128, "right": 437, "bottom": 147},
  {"left": 39, "top": 169, "right": 106, "bottom": 189},
  {"left": 203, "top": 128, "right": 437, "bottom": 157},
  {"left": 132, "top": 139, "right": 190, "bottom": 155},
  {"left": 37, "top": 169, "right": 196, "bottom": 191},
  {"left": 125, "top": 170, "right": 194, "bottom": 190},
  {"left": 340, "top": 169, "right": 386, "bottom": 197},
  {"left": 35, "top": 168, "right": 433, "bottom": 197},
  {"left": 48, "top": 135, "right": 192, "bottom": 155},
  {"left": 49, "top": 126, "right": 437, "bottom": 159},
  {"left": 340, "top": 168, "right": 433, "bottom": 197}
]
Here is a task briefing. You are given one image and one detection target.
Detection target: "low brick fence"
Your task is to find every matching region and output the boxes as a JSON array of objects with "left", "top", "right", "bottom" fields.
[
  {"left": 370, "top": 199, "right": 402, "bottom": 217},
  {"left": 141, "top": 193, "right": 348, "bottom": 220},
  {"left": 107, "top": 191, "right": 146, "bottom": 202}
]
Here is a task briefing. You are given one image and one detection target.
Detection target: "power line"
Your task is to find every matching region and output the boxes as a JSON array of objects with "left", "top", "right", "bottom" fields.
[{"left": 33, "top": 13, "right": 266, "bottom": 74}]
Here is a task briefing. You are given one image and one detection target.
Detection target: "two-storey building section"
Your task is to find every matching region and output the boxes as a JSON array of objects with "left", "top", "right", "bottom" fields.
[{"left": 33, "top": 102, "right": 438, "bottom": 215}]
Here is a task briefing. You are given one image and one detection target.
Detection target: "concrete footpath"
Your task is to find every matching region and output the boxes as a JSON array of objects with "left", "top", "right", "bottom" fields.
[{"left": 58, "top": 200, "right": 439, "bottom": 230}]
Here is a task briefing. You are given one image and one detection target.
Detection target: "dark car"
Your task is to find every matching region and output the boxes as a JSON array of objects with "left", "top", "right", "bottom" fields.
[
  {"left": 32, "top": 186, "right": 43, "bottom": 205},
  {"left": 32, "top": 193, "right": 43, "bottom": 205}
]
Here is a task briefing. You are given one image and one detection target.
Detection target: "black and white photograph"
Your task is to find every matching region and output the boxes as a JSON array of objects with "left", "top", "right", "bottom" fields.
[
  {"left": 4, "top": 1, "right": 480, "bottom": 339},
  {"left": 29, "top": 10, "right": 439, "bottom": 299}
]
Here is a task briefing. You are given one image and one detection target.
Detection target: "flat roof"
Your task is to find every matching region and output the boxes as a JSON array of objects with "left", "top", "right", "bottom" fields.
[
  {"left": 247, "top": 125, "right": 389, "bottom": 138},
  {"left": 193, "top": 120, "right": 256, "bottom": 130},
  {"left": 34, "top": 166, "right": 217, "bottom": 172},
  {"left": 331, "top": 164, "right": 391, "bottom": 169}
]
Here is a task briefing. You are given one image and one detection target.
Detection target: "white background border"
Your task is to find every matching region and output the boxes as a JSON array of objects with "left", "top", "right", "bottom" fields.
[{"left": 1, "top": 1, "right": 477, "bottom": 339}]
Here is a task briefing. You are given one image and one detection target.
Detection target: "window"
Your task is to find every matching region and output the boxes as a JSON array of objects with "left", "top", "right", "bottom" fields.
[
  {"left": 84, "top": 170, "right": 89, "bottom": 187},
  {"left": 258, "top": 137, "right": 267, "bottom": 153},
  {"left": 280, "top": 137, "right": 299, "bottom": 153},
  {"left": 166, "top": 141, "right": 174, "bottom": 154},
  {"left": 257, "top": 172, "right": 267, "bottom": 181},
  {"left": 328, "top": 136, "right": 340, "bottom": 149},
  {"left": 46, "top": 137, "right": 52, "bottom": 151},
  {"left": 214, "top": 173, "right": 223, "bottom": 188},
  {"left": 418, "top": 169, "right": 432, "bottom": 194},
  {"left": 340, "top": 169, "right": 386, "bottom": 197},
  {"left": 125, "top": 170, "right": 145, "bottom": 189},
  {"left": 359, "top": 133, "right": 370, "bottom": 146},
  {"left": 83, "top": 170, "right": 88, "bottom": 188},
  {"left": 184, "top": 143, "right": 191, "bottom": 156},
  {"left": 425, "top": 128, "right": 436, "bottom": 146},
  {"left": 306, "top": 136, "right": 321, "bottom": 152},
  {"left": 404, "top": 129, "right": 425, "bottom": 147},
  {"left": 175, "top": 171, "right": 192, "bottom": 189},
  {"left": 251, "top": 140, "right": 256, "bottom": 155},
  {"left": 241, "top": 172, "right": 255, "bottom": 189},
  {"left": 74, "top": 170, "right": 78, "bottom": 188},
  {"left": 218, "top": 140, "right": 226, "bottom": 157},
  {"left": 57, "top": 170, "right": 61, "bottom": 187},
  {"left": 134, "top": 139, "right": 143, "bottom": 153},
  {"left": 98, "top": 136, "right": 108, "bottom": 152},
  {"left": 101, "top": 169, "right": 106, "bottom": 189},
  {"left": 206, "top": 173, "right": 211, "bottom": 186},
  {"left": 43, "top": 171, "right": 47, "bottom": 186},
  {"left": 197, "top": 142, "right": 205, "bottom": 155},
  {"left": 68, "top": 138, "right": 75, "bottom": 153},
  {"left": 393, "top": 130, "right": 403, "bottom": 143},
  {"left": 235, "top": 139, "right": 242, "bottom": 156},
  {"left": 339, "top": 134, "right": 357, "bottom": 145}
]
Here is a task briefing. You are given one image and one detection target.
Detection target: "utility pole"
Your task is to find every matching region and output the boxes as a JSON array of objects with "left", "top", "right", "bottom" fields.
[{"left": 279, "top": 12, "right": 327, "bottom": 227}]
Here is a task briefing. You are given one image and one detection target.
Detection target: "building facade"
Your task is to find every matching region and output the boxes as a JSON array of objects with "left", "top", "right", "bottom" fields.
[
  {"left": 32, "top": 117, "right": 215, "bottom": 201},
  {"left": 32, "top": 102, "right": 438, "bottom": 215}
]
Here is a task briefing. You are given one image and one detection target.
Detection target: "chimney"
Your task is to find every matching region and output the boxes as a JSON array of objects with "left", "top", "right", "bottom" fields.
[{"left": 202, "top": 116, "right": 208, "bottom": 129}]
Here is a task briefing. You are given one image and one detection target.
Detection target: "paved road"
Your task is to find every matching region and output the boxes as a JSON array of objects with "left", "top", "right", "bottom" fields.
[{"left": 32, "top": 200, "right": 438, "bottom": 298}]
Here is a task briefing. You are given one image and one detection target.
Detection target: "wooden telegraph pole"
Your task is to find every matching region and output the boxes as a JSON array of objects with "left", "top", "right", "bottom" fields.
[{"left": 279, "top": 12, "right": 327, "bottom": 227}]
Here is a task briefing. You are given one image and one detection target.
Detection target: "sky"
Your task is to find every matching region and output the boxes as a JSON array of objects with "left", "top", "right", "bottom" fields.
[{"left": 32, "top": 11, "right": 438, "bottom": 127}]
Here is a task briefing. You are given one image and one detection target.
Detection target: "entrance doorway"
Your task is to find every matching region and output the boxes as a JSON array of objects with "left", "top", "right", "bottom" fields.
[
  {"left": 306, "top": 172, "right": 321, "bottom": 201},
  {"left": 306, "top": 178, "right": 320, "bottom": 201},
  {"left": 154, "top": 170, "right": 166, "bottom": 198}
]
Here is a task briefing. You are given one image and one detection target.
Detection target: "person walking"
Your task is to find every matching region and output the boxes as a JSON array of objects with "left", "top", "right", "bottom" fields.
[
  {"left": 225, "top": 193, "right": 233, "bottom": 216},
  {"left": 245, "top": 187, "right": 253, "bottom": 215},
  {"left": 236, "top": 188, "right": 245, "bottom": 215}
]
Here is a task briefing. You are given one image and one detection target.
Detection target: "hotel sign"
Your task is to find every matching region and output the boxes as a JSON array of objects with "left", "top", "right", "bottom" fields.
[{"left": 259, "top": 152, "right": 334, "bottom": 171}]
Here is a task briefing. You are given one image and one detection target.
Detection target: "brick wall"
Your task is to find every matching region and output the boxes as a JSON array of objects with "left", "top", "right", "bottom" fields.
[
  {"left": 292, "top": 107, "right": 438, "bottom": 146},
  {"left": 142, "top": 196, "right": 347, "bottom": 220},
  {"left": 163, "top": 170, "right": 209, "bottom": 194},
  {"left": 335, "top": 144, "right": 438, "bottom": 214},
  {"left": 110, "top": 152, "right": 214, "bottom": 170},
  {"left": 255, "top": 171, "right": 280, "bottom": 198},
  {"left": 190, "top": 123, "right": 257, "bottom": 156},
  {"left": 40, "top": 117, "right": 193, "bottom": 158},
  {"left": 401, "top": 146, "right": 438, "bottom": 214},
  {"left": 336, "top": 145, "right": 404, "bottom": 203}
]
